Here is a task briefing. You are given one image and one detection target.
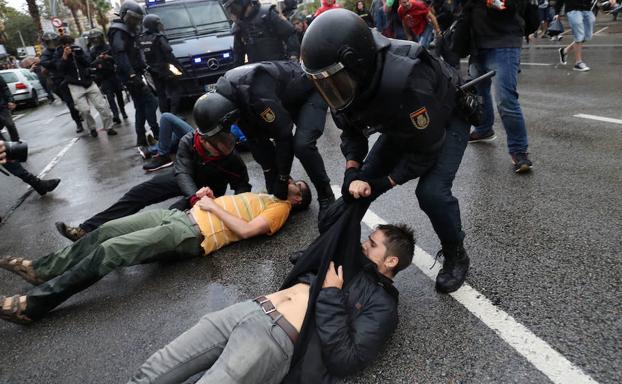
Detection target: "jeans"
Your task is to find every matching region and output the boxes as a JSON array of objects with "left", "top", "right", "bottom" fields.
[
  {"left": 469, "top": 48, "right": 529, "bottom": 155},
  {"left": 128, "top": 84, "right": 159, "bottom": 146},
  {"left": 567, "top": 10, "right": 595, "bottom": 42},
  {"left": 80, "top": 170, "right": 189, "bottom": 232},
  {"left": 27, "top": 209, "right": 202, "bottom": 319},
  {"left": 155, "top": 113, "right": 194, "bottom": 156},
  {"left": 128, "top": 301, "right": 294, "bottom": 384},
  {"left": 0, "top": 108, "right": 19, "bottom": 141},
  {"left": 418, "top": 24, "right": 434, "bottom": 48}
]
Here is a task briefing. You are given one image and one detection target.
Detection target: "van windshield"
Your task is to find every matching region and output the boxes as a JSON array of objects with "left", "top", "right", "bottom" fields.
[{"left": 150, "top": 2, "right": 230, "bottom": 38}]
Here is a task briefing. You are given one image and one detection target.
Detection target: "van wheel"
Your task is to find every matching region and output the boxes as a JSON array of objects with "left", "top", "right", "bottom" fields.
[{"left": 30, "top": 90, "right": 39, "bottom": 107}]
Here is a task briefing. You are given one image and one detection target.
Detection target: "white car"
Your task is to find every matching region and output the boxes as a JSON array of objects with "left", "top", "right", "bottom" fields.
[{"left": 0, "top": 68, "right": 48, "bottom": 107}]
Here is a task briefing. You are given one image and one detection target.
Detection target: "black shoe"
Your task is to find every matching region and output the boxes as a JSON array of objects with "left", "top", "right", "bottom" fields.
[
  {"left": 511, "top": 152, "right": 533, "bottom": 174},
  {"left": 121, "top": 111, "right": 128, "bottom": 119},
  {"left": 112, "top": 117, "right": 121, "bottom": 124},
  {"left": 143, "top": 155, "right": 173, "bottom": 172},
  {"left": 559, "top": 47, "right": 567, "bottom": 65},
  {"left": 435, "top": 243, "right": 470, "bottom": 294},
  {"left": 107, "top": 128, "right": 118, "bottom": 136},
  {"left": 55, "top": 221, "right": 86, "bottom": 242},
  {"left": 32, "top": 178, "right": 61, "bottom": 195},
  {"left": 137, "top": 146, "right": 153, "bottom": 160},
  {"left": 90, "top": 129, "right": 98, "bottom": 137},
  {"left": 76, "top": 125, "right": 84, "bottom": 133},
  {"left": 468, "top": 130, "right": 497, "bottom": 143}
]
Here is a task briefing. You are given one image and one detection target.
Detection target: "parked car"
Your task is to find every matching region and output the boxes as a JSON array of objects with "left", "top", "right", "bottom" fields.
[
  {"left": 0, "top": 68, "right": 48, "bottom": 107},
  {"left": 145, "top": 0, "right": 238, "bottom": 98}
]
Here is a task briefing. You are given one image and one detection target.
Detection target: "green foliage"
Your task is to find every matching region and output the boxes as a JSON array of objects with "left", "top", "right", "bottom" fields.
[{"left": 1, "top": 7, "right": 38, "bottom": 55}]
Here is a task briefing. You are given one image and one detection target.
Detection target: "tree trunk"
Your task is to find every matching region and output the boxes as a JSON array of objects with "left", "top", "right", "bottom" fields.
[
  {"left": 70, "top": 7, "right": 83, "bottom": 34},
  {"left": 25, "top": 0, "right": 42, "bottom": 35}
]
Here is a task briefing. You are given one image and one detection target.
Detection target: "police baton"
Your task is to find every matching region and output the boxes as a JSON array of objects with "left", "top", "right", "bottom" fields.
[{"left": 459, "top": 71, "right": 496, "bottom": 91}]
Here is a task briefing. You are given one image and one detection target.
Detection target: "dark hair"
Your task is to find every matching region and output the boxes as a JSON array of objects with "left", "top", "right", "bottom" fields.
[
  {"left": 291, "top": 180, "right": 312, "bottom": 213},
  {"left": 377, "top": 223, "right": 415, "bottom": 275}
]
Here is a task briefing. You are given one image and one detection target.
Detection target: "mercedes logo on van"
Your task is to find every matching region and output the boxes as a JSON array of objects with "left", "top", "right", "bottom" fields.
[{"left": 207, "top": 58, "right": 220, "bottom": 70}]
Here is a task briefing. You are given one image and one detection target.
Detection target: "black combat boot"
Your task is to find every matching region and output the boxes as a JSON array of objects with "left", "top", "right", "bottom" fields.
[
  {"left": 23, "top": 173, "right": 61, "bottom": 195},
  {"left": 435, "top": 242, "right": 470, "bottom": 294}
]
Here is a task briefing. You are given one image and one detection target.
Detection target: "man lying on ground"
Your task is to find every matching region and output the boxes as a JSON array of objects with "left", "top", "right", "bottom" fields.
[
  {"left": 55, "top": 108, "right": 252, "bottom": 242},
  {"left": 0, "top": 180, "right": 311, "bottom": 324},
  {"left": 126, "top": 223, "right": 414, "bottom": 384}
]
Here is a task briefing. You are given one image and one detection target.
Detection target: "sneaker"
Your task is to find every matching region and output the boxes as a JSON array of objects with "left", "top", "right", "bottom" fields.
[
  {"left": 468, "top": 130, "right": 497, "bottom": 143},
  {"left": 143, "top": 155, "right": 173, "bottom": 172},
  {"left": 511, "top": 152, "right": 533, "bottom": 173},
  {"left": 558, "top": 47, "right": 567, "bottom": 65},
  {"left": 137, "top": 146, "right": 154, "bottom": 160},
  {"left": 573, "top": 62, "right": 590, "bottom": 72},
  {"left": 55, "top": 221, "right": 87, "bottom": 242},
  {"left": 107, "top": 128, "right": 118, "bottom": 136},
  {"left": 90, "top": 129, "right": 98, "bottom": 137},
  {"left": 112, "top": 117, "right": 121, "bottom": 124}
]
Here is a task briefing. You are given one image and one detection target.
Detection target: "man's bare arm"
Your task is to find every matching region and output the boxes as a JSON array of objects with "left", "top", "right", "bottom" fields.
[{"left": 197, "top": 197, "right": 270, "bottom": 239}]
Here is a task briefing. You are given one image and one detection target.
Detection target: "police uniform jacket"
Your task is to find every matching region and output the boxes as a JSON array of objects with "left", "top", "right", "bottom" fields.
[
  {"left": 139, "top": 31, "right": 182, "bottom": 79},
  {"left": 174, "top": 131, "right": 252, "bottom": 198},
  {"left": 107, "top": 19, "right": 146, "bottom": 83},
  {"left": 40, "top": 47, "right": 63, "bottom": 83},
  {"left": 232, "top": 3, "right": 300, "bottom": 65},
  {"left": 215, "top": 60, "right": 314, "bottom": 180},
  {"left": 334, "top": 30, "right": 461, "bottom": 185}
]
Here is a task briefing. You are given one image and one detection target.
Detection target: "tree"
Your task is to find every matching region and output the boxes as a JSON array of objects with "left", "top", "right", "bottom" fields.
[
  {"left": 1, "top": 7, "right": 38, "bottom": 55},
  {"left": 63, "top": 0, "right": 84, "bottom": 34},
  {"left": 91, "top": 0, "right": 111, "bottom": 33},
  {"left": 25, "top": 0, "right": 42, "bottom": 34}
]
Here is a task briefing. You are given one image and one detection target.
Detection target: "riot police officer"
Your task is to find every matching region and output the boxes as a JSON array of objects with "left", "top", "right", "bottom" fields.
[
  {"left": 138, "top": 14, "right": 183, "bottom": 114},
  {"left": 88, "top": 28, "right": 128, "bottom": 124},
  {"left": 223, "top": 0, "right": 300, "bottom": 65},
  {"left": 40, "top": 32, "right": 84, "bottom": 133},
  {"left": 193, "top": 61, "right": 335, "bottom": 214},
  {"left": 107, "top": 0, "right": 159, "bottom": 146},
  {"left": 301, "top": 9, "right": 471, "bottom": 293}
]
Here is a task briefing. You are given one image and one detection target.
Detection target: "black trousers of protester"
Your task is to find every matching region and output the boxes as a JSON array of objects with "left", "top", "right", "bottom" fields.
[
  {"left": 128, "top": 83, "right": 159, "bottom": 146},
  {"left": 51, "top": 80, "right": 82, "bottom": 127},
  {"left": 80, "top": 170, "right": 188, "bottom": 232},
  {"left": 101, "top": 78, "right": 127, "bottom": 120},
  {"left": 248, "top": 92, "right": 331, "bottom": 197},
  {"left": 0, "top": 131, "right": 39, "bottom": 185},
  {"left": 360, "top": 115, "right": 469, "bottom": 246},
  {"left": 152, "top": 74, "right": 181, "bottom": 115},
  {"left": 0, "top": 108, "right": 19, "bottom": 141}
]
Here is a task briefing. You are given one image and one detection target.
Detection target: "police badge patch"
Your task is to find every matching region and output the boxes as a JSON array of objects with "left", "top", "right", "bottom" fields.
[
  {"left": 260, "top": 107, "right": 276, "bottom": 123},
  {"left": 410, "top": 107, "right": 430, "bottom": 130}
]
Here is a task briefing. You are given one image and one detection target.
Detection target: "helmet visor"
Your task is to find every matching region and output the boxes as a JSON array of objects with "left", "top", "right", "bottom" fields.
[
  {"left": 124, "top": 10, "right": 144, "bottom": 29},
  {"left": 302, "top": 62, "right": 357, "bottom": 111}
]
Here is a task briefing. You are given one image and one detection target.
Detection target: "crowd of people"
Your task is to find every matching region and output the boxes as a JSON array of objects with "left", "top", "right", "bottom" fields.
[{"left": 0, "top": 0, "right": 618, "bottom": 381}]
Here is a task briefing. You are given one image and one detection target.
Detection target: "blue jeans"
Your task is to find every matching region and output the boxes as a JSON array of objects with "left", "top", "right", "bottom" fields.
[
  {"left": 469, "top": 48, "right": 529, "bottom": 155},
  {"left": 154, "top": 113, "right": 194, "bottom": 156},
  {"left": 418, "top": 24, "right": 434, "bottom": 48},
  {"left": 566, "top": 10, "right": 595, "bottom": 42},
  {"left": 128, "top": 84, "right": 159, "bottom": 146}
]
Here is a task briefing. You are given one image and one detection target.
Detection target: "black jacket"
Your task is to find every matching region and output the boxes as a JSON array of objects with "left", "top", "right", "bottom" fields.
[
  {"left": 108, "top": 19, "right": 145, "bottom": 83},
  {"left": 233, "top": 4, "right": 300, "bottom": 65},
  {"left": 138, "top": 32, "right": 182, "bottom": 78},
  {"left": 216, "top": 60, "right": 316, "bottom": 180},
  {"left": 56, "top": 45, "right": 94, "bottom": 87},
  {"left": 174, "top": 132, "right": 252, "bottom": 199},
  {"left": 470, "top": 0, "right": 526, "bottom": 48},
  {"left": 40, "top": 47, "right": 63, "bottom": 82},
  {"left": 554, "top": 0, "right": 592, "bottom": 13},
  {"left": 0, "top": 76, "right": 14, "bottom": 107},
  {"left": 282, "top": 200, "right": 399, "bottom": 384},
  {"left": 335, "top": 31, "right": 460, "bottom": 185}
]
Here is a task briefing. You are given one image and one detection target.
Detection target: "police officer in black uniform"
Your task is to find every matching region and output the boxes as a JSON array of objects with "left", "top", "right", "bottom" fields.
[
  {"left": 107, "top": 0, "right": 159, "bottom": 146},
  {"left": 301, "top": 9, "right": 471, "bottom": 293},
  {"left": 223, "top": 0, "right": 301, "bottom": 65},
  {"left": 193, "top": 61, "right": 335, "bottom": 214},
  {"left": 40, "top": 32, "right": 84, "bottom": 133},
  {"left": 138, "top": 14, "right": 183, "bottom": 115},
  {"left": 88, "top": 28, "right": 128, "bottom": 125}
]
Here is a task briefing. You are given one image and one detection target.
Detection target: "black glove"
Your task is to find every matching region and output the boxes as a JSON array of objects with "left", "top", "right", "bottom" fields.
[
  {"left": 342, "top": 167, "right": 363, "bottom": 203},
  {"left": 367, "top": 177, "right": 393, "bottom": 199},
  {"left": 126, "top": 74, "right": 144, "bottom": 93},
  {"left": 263, "top": 169, "right": 277, "bottom": 194},
  {"left": 273, "top": 176, "right": 289, "bottom": 200}
]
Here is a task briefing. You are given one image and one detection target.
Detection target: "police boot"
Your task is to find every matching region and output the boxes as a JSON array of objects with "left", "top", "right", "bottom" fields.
[
  {"left": 23, "top": 173, "right": 61, "bottom": 196},
  {"left": 435, "top": 242, "right": 470, "bottom": 294}
]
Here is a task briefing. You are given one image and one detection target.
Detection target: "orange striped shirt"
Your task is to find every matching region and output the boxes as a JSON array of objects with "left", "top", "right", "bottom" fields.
[{"left": 190, "top": 193, "right": 291, "bottom": 255}]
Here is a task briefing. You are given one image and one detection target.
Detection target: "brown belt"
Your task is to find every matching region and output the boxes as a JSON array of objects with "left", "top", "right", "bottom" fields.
[
  {"left": 253, "top": 296, "right": 299, "bottom": 344},
  {"left": 186, "top": 211, "right": 205, "bottom": 243}
]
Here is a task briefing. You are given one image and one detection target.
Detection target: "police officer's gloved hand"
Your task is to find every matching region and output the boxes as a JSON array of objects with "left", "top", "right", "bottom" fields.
[
  {"left": 273, "top": 176, "right": 289, "bottom": 200},
  {"left": 264, "top": 169, "right": 277, "bottom": 194},
  {"left": 367, "top": 177, "right": 393, "bottom": 200},
  {"left": 342, "top": 167, "right": 363, "bottom": 203}
]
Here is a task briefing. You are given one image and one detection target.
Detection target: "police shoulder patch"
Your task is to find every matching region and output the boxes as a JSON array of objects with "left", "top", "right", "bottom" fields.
[
  {"left": 260, "top": 107, "right": 276, "bottom": 123},
  {"left": 410, "top": 107, "right": 430, "bottom": 130}
]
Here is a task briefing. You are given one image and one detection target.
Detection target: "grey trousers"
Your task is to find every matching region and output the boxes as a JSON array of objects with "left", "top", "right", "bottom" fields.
[
  {"left": 128, "top": 301, "right": 294, "bottom": 384},
  {"left": 68, "top": 83, "right": 113, "bottom": 131}
]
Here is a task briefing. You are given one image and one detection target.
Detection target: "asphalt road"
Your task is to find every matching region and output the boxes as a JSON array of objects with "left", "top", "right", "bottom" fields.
[{"left": 1, "top": 18, "right": 621, "bottom": 384}]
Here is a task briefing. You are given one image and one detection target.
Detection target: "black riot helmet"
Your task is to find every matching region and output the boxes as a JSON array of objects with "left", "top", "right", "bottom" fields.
[
  {"left": 300, "top": 9, "right": 377, "bottom": 111},
  {"left": 143, "top": 14, "right": 163, "bottom": 33},
  {"left": 223, "top": 0, "right": 252, "bottom": 19},
  {"left": 41, "top": 32, "right": 60, "bottom": 49},
  {"left": 193, "top": 91, "right": 240, "bottom": 139},
  {"left": 118, "top": 0, "right": 145, "bottom": 30},
  {"left": 87, "top": 28, "right": 105, "bottom": 47}
]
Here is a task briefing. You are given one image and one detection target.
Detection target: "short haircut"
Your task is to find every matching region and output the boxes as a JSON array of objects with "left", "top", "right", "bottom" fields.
[
  {"left": 291, "top": 180, "right": 312, "bottom": 213},
  {"left": 206, "top": 131, "right": 236, "bottom": 151},
  {"left": 377, "top": 223, "right": 415, "bottom": 275}
]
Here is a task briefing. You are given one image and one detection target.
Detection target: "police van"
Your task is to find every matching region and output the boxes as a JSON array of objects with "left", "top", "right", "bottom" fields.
[{"left": 145, "top": 0, "right": 237, "bottom": 97}]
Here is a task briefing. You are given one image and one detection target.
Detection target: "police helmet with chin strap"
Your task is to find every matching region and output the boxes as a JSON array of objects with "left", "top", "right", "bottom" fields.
[
  {"left": 300, "top": 9, "right": 377, "bottom": 111},
  {"left": 118, "top": 0, "right": 145, "bottom": 28},
  {"left": 143, "top": 14, "right": 163, "bottom": 33},
  {"left": 193, "top": 92, "right": 240, "bottom": 138}
]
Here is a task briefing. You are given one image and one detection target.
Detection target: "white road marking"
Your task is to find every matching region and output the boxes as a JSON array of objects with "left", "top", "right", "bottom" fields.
[
  {"left": 13, "top": 113, "right": 25, "bottom": 121},
  {"left": 331, "top": 186, "right": 599, "bottom": 384},
  {"left": 459, "top": 60, "right": 552, "bottom": 66},
  {"left": 36, "top": 137, "right": 79, "bottom": 179},
  {"left": 594, "top": 26, "right": 609, "bottom": 35},
  {"left": 574, "top": 114, "right": 622, "bottom": 125}
]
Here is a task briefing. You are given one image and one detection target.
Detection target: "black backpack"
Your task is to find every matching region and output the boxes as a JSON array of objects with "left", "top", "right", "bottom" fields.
[{"left": 521, "top": 0, "right": 541, "bottom": 36}]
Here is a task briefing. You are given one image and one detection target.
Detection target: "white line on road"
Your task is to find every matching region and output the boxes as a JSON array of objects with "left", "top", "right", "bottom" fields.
[
  {"left": 459, "top": 59, "right": 552, "bottom": 66},
  {"left": 13, "top": 113, "right": 25, "bottom": 121},
  {"left": 594, "top": 26, "right": 609, "bottom": 35},
  {"left": 36, "top": 137, "right": 79, "bottom": 179},
  {"left": 574, "top": 114, "right": 622, "bottom": 125},
  {"left": 331, "top": 186, "right": 598, "bottom": 384}
]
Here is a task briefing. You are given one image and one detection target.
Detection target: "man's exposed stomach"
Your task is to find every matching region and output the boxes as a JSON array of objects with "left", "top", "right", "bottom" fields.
[{"left": 265, "top": 283, "right": 310, "bottom": 332}]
